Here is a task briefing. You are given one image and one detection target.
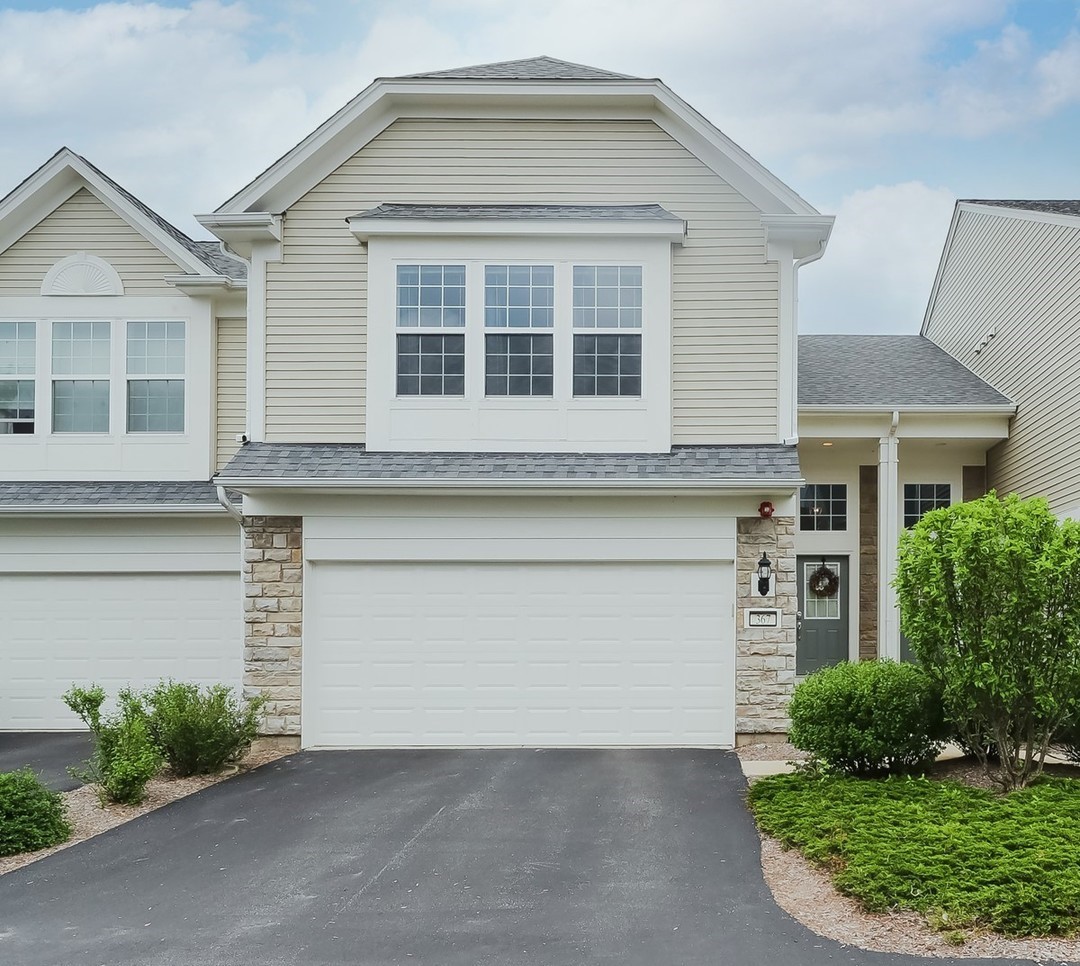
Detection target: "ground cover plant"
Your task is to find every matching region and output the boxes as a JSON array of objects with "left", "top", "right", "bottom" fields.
[
  {"left": 0, "top": 769, "right": 72, "bottom": 857},
  {"left": 788, "top": 660, "right": 946, "bottom": 775},
  {"left": 748, "top": 770, "right": 1080, "bottom": 937},
  {"left": 895, "top": 492, "right": 1080, "bottom": 790}
]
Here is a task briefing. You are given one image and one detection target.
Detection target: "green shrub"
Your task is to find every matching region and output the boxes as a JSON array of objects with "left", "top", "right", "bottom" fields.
[
  {"left": 788, "top": 659, "right": 946, "bottom": 775},
  {"left": 896, "top": 492, "right": 1080, "bottom": 790},
  {"left": 135, "top": 681, "right": 265, "bottom": 777},
  {"left": 63, "top": 684, "right": 162, "bottom": 805},
  {"left": 747, "top": 770, "right": 1080, "bottom": 937},
  {"left": 0, "top": 769, "right": 71, "bottom": 857}
]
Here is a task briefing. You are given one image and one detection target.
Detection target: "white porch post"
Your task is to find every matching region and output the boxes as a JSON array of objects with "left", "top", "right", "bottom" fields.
[{"left": 878, "top": 414, "right": 901, "bottom": 659}]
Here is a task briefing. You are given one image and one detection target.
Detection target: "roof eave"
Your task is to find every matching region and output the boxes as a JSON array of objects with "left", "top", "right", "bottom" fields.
[
  {"left": 0, "top": 503, "right": 228, "bottom": 516},
  {"left": 347, "top": 215, "right": 686, "bottom": 243},
  {"left": 799, "top": 404, "right": 1016, "bottom": 414}
]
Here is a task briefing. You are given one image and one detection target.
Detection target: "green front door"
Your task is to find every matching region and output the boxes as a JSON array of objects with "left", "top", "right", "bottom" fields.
[{"left": 796, "top": 556, "right": 850, "bottom": 675}]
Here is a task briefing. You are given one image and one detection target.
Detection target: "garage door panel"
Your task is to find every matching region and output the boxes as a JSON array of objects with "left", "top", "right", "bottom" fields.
[
  {"left": 2, "top": 573, "right": 242, "bottom": 730},
  {"left": 306, "top": 560, "right": 733, "bottom": 748}
]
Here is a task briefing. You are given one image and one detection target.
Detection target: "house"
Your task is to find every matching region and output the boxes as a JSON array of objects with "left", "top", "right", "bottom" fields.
[
  {"left": 922, "top": 200, "right": 1080, "bottom": 519},
  {"left": 0, "top": 56, "right": 1011, "bottom": 749}
]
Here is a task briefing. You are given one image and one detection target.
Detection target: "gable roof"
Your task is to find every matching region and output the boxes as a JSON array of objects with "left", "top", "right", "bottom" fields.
[
  {"left": 206, "top": 57, "right": 824, "bottom": 222},
  {"left": 0, "top": 148, "right": 246, "bottom": 281},
  {"left": 798, "top": 335, "right": 1013, "bottom": 408},
  {"left": 395, "top": 56, "right": 644, "bottom": 82},
  {"left": 217, "top": 443, "right": 802, "bottom": 488},
  {"left": 961, "top": 199, "right": 1080, "bottom": 218}
]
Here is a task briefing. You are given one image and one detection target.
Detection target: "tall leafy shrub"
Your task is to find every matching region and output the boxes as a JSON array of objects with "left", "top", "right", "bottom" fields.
[
  {"left": 895, "top": 492, "right": 1080, "bottom": 790},
  {"left": 0, "top": 769, "right": 71, "bottom": 856}
]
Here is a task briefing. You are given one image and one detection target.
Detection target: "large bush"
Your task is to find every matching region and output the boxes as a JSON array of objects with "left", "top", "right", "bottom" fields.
[
  {"left": 0, "top": 769, "right": 71, "bottom": 857},
  {"left": 788, "top": 659, "right": 946, "bottom": 775},
  {"left": 135, "top": 681, "right": 265, "bottom": 777},
  {"left": 63, "top": 684, "right": 162, "bottom": 805},
  {"left": 896, "top": 492, "right": 1080, "bottom": 790}
]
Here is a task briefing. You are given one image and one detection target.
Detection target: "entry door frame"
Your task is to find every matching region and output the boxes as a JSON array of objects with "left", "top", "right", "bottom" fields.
[{"left": 795, "top": 554, "right": 852, "bottom": 676}]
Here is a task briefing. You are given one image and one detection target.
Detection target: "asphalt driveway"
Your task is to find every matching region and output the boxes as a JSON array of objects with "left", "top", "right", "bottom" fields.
[
  {"left": 0, "top": 731, "right": 92, "bottom": 790},
  {"left": 0, "top": 749, "right": 1043, "bottom": 966}
]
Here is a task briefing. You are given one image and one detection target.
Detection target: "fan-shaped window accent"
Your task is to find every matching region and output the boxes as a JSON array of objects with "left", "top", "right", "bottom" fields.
[{"left": 41, "top": 252, "right": 124, "bottom": 297}]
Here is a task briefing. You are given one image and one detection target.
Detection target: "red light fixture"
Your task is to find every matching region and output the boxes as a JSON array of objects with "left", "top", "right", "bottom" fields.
[{"left": 758, "top": 501, "right": 775, "bottom": 519}]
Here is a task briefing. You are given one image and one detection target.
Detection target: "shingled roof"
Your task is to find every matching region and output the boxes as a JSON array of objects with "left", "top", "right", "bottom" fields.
[
  {"left": 352, "top": 203, "right": 682, "bottom": 222},
  {"left": 962, "top": 200, "right": 1080, "bottom": 218},
  {"left": 395, "top": 56, "right": 643, "bottom": 82},
  {"left": 798, "top": 335, "right": 1013, "bottom": 408},
  {"left": 219, "top": 443, "right": 801, "bottom": 485},
  {"left": 0, "top": 481, "right": 224, "bottom": 510}
]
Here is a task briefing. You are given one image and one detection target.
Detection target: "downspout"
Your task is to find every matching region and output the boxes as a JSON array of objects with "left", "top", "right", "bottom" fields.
[{"left": 216, "top": 485, "right": 244, "bottom": 523}]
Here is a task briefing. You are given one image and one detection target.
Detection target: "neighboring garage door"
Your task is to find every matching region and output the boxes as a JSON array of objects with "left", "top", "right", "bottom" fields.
[
  {"left": 305, "top": 560, "right": 734, "bottom": 748},
  {"left": 2, "top": 572, "right": 242, "bottom": 730}
]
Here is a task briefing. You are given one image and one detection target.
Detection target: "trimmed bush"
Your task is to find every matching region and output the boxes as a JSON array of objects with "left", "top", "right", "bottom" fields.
[
  {"left": 0, "top": 769, "right": 71, "bottom": 857},
  {"left": 788, "top": 659, "right": 946, "bottom": 775},
  {"left": 135, "top": 681, "right": 265, "bottom": 777},
  {"left": 63, "top": 684, "right": 162, "bottom": 805}
]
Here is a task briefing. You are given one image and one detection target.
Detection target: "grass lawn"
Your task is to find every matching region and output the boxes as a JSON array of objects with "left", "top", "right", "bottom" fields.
[{"left": 747, "top": 771, "right": 1080, "bottom": 937}]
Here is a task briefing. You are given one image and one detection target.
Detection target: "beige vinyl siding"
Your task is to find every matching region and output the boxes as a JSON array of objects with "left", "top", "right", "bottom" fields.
[
  {"left": 0, "top": 187, "right": 182, "bottom": 296},
  {"left": 264, "top": 118, "right": 779, "bottom": 444},
  {"left": 215, "top": 317, "right": 246, "bottom": 471},
  {"left": 926, "top": 208, "right": 1080, "bottom": 513}
]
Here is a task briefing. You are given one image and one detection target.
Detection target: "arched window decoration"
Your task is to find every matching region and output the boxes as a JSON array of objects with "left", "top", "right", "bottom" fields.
[{"left": 41, "top": 252, "right": 124, "bottom": 297}]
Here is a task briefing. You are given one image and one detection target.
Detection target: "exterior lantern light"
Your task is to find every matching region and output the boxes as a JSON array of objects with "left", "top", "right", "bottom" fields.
[{"left": 757, "top": 553, "right": 772, "bottom": 596}]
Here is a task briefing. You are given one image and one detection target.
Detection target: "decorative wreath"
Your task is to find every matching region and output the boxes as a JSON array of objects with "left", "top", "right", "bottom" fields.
[{"left": 808, "top": 563, "right": 839, "bottom": 598}]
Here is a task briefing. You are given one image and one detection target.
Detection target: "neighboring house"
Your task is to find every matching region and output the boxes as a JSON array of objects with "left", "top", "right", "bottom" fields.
[
  {"left": 923, "top": 200, "right": 1080, "bottom": 519},
  {"left": 0, "top": 56, "right": 1011, "bottom": 748}
]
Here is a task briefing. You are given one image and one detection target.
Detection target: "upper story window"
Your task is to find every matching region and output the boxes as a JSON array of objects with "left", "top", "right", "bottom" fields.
[
  {"left": 903, "top": 483, "right": 951, "bottom": 528},
  {"left": 52, "top": 321, "right": 110, "bottom": 433},
  {"left": 127, "top": 322, "right": 185, "bottom": 432},
  {"left": 396, "top": 264, "right": 465, "bottom": 396},
  {"left": 572, "top": 266, "right": 642, "bottom": 398},
  {"left": 485, "top": 265, "right": 554, "bottom": 397},
  {"left": 0, "top": 322, "right": 36, "bottom": 435},
  {"left": 800, "top": 483, "right": 847, "bottom": 531}
]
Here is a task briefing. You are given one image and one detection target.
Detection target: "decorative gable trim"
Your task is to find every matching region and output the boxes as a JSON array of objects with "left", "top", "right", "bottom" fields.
[
  {"left": 41, "top": 251, "right": 124, "bottom": 296},
  {"left": 208, "top": 73, "right": 822, "bottom": 219}
]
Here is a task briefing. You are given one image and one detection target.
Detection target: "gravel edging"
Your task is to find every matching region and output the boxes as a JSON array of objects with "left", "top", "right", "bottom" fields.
[{"left": 0, "top": 749, "right": 288, "bottom": 877}]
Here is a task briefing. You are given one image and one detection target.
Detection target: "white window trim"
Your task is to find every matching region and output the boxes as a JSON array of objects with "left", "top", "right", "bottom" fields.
[
  {"left": 368, "top": 236, "right": 672, "bottom": 453},
  {"left": 125, "top": 321, "right": 187, "bottom": 434},
  {"left": 798, "top": 482, "right": 849, "bottom": 533}
]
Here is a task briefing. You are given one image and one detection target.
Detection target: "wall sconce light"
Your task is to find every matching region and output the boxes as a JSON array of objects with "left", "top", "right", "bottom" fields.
[
  {"left": 757, "top": 553, "right": 773, "bottom": 596},
  {"left": 758, "top": 501, "right": 775, "bottom": 519}
]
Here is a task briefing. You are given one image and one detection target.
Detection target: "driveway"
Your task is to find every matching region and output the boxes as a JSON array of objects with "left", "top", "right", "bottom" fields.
[
  {"left": 0, "top": 749, "right": 1035, "bottom": 966},
  {"left": 0, "top": 731, "right": 92, "bottom": 790}
]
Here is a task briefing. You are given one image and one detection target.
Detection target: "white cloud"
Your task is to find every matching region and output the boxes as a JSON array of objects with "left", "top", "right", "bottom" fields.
[{"left": 798, "top": 182, "right": 957, "bottom": 334}]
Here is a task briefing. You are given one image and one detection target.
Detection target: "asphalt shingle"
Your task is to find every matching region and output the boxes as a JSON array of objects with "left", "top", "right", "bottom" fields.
[
  {"left": 353, "top": 203, "right": 682, "bottom": 223},
  {"left": 219, "top": 444, "right": 801, "bottom": 483},
  {"left": 962, "top": 199, "right": 1080, "bottom": 218},
  {"left": 798, "top": 335, "right": 1013, "bottom": 408},
  {"left": 395, "top": 56, "right": 643, "bottom": 82},
  {"left": 0, "top": 481, "right": 222, "bottom": 509}
]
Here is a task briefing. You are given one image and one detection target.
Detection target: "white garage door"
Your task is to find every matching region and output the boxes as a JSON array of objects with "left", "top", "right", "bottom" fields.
[
  {"left": 305, "top": 560, "right": 734, "bottom": 748},
  {"left": 1, "top": 572, "right": 242, "bottom": 730}
]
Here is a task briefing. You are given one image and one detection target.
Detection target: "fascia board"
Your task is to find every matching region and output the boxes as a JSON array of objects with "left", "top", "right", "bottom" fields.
[
  {"left": 214, "top": 77, "right": 824, "bottom": 218},
  {"left": 348, "top": 217, "right": 686, "bottom": 242},
  {"left": 0, "top": 504, "right": 226, "bottom": 516},
  {"left": 194, "top": 212, "right": 282, "bottom": 257},
  {"left": 164, "top": 274, "right": 239, "bottom": 294},
  {"left": 799, "top": 404, "right": 1015, "bottom": 414},
  {"left": 0, "top": 149, "right": 211, "bottom": 277},
  {"left": 920, "top": 202, "right": 963, "bottom": 336},
  {"left": 214, "top": 477, "right": 805, "bottom": 495},
  {"left": 761, "top": 214, "right": 835, "bottom": 260}
]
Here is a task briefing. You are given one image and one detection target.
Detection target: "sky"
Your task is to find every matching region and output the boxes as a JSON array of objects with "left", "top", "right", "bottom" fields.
[{"left": 1, "top": 0, "right": 1078, "bottom": 332}]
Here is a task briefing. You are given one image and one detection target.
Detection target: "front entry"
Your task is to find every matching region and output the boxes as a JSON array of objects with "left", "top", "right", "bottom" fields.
[{"left": 796, "top": 556, "right": 849, "bottom": 675}]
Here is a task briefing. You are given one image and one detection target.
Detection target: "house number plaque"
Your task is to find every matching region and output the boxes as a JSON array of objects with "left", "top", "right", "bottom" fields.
[{"left": 744, "top": 608, "right": 781, "bottom": 629}]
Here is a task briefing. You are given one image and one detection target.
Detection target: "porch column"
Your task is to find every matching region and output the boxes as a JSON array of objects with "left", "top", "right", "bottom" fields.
[{"left": 877, "top": 417, "right": 901, "bottom": 660}]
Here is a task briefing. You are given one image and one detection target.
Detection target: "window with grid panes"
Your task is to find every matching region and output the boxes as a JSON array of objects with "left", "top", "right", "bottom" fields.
[
  {"left": 0, "top": 322, "right": 35, "bottom": 434},
  {"left": 127, "top": 321, "right": 185, "bottom": 432},
  {"left": 903, "top": 483, "right": 951, "bottom": 528},
  {"left": 52, "top": 321, "right": 110, "bottom": 433},
  {"left": 395, "top": 264, "right": 466, "bottom": 396},
  {"left": 800, "top": 484, "right": 847, "bottom": 531},
  {"left": 572, "top": 265, "right": 642, "bottom": 396},
  {"left": 484, "top": 264, "right": 553, "bottom": 396}
]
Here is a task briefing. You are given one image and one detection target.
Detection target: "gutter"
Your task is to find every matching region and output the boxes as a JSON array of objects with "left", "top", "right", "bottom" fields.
[
  {"left": 798, "top": 404, "right": 1016, "bottom": 414},
  {"left": 213, "top": 476, "right": 806, "bottom": 493},
  {"left": 0, "top": 504, "right": 226, "bottom": 516}
]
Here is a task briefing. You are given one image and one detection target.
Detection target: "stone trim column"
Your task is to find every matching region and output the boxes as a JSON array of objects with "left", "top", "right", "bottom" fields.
[
  {"left": 735, "top": 516, "right": 796, "bottom": 736},
  {"left": 858, "top": 465, "right": 879, "bottom": 661},
  {"left": 243, "top": 516, "right": 302, "bottom": 739}
]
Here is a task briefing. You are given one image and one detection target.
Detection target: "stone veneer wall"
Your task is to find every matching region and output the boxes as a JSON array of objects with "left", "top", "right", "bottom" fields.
[
  {"left": 735, "top": 515, "right": 796, "bottom": 735},
  {"left": 858, "top": 466, "right": 878, "bottom": 661},
  {"left": 243, "top": 516, "right": 303, "bottom": 739}
]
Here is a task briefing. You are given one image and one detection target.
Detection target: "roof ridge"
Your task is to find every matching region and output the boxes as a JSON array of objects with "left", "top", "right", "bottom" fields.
[{"left": 394, "top": 55, "right": 644, "bottom": 82}]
